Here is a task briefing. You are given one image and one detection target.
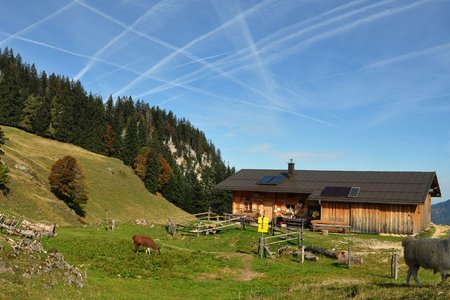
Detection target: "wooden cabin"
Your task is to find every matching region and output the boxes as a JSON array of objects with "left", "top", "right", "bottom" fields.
[{"left": 215, "top": 162, "right": 441, "bottom": 234}]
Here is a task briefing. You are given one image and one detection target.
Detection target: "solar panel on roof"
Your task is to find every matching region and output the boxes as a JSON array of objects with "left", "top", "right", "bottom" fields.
[
  {"left": 348, "top": 187, "right": 360, "bottom": 197},
  {"left": 268, "top": 175, "right": 285, "bottom": 185},
  {"left": 256, "top": 175, "right": 286, "bottom": 185},
  {"left": 256, "top": 176, "right": 274, "bottom": 185},
  {"left": 321, "top": 186, "right": 351, "bottom": 197}
]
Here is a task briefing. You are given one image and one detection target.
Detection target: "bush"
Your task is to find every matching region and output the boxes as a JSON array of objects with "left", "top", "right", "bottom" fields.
[{"left": 48, "top": 156, "right": 88, "bottom": 216}]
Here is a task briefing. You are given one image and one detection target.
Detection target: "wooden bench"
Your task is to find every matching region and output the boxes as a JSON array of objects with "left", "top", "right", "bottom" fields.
[{"left": 311, "top": 220, "right": 350, "bottom": 233}]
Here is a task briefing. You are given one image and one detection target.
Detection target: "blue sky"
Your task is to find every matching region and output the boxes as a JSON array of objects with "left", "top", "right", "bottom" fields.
[{"left": 1, "top": 0, "right": 449, "bottom": 203}]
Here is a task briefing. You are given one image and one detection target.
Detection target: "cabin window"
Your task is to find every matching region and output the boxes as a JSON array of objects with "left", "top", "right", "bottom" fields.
[{"left": 244, "top": 201, "right": 252, "bottom": 212}]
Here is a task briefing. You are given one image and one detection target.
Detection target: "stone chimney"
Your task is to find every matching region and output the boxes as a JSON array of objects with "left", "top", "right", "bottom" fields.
[{"left": 288, "top": 159, "right": 295, "bottom": 179}]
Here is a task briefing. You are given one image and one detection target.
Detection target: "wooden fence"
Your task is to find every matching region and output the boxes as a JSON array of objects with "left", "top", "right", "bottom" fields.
[
  {"left": 167, "top": 210, "right": 250, "bottom": 236},
  {"left": 258, "top": 227, "right": 304, "bottom": 259},
  {"left": 0, "top": 212, "right": 56, "bottom": 238}
]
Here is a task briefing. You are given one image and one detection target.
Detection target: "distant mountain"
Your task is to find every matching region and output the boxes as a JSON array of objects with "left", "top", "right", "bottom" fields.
[{"left": 431, "top": 199, "right": 450, "bottom": 225}]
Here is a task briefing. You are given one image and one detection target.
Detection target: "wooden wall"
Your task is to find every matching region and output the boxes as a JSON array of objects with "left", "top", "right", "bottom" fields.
[
  {"left": 232, "top": 190, "right": 432, "bottom": 234},
  {"left": 231, "top": 191, "right": 309, "bottom": 220},
  {"left": 320, "top": 196, "right": 432, "bottom": 234}
]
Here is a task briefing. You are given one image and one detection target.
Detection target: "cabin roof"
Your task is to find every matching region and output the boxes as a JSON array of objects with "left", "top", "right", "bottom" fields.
[{"left": 215, "top": 169, "right": 441, "bottom": 205}]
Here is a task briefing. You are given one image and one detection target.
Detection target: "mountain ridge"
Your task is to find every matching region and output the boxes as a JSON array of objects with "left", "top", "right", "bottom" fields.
[{"left": 432, "top": 199, "right": 450, "bottom": 225}]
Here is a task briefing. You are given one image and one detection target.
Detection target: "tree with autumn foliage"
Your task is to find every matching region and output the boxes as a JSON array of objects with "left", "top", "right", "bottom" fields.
[
  {"left": 48, "top": 155, "right": 88, "bottom": 216},
  {"left": 133, "top": 148, "right": 173, "bottom": 193},
  {"left": 157, "top": 155, "right": 173, "bottom": 191}
]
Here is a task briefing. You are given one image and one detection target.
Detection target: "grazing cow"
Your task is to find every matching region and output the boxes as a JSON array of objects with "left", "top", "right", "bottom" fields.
[{"left": 132, "top": 235, "right": 160, "bottom": 255}]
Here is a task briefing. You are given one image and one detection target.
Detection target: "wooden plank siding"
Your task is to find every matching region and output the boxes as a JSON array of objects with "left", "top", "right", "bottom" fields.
[
  {"left": 320, "top": 196, "right": 432, "bottom": 234},
  {"left": 231, "top": 191, "right": 309, "bottom": 219},
  {"left": 232, "top": 191, "right": 432, "bottom": 234}
]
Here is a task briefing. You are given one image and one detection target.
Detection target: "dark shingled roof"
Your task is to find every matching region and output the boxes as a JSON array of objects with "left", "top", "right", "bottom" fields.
[{"left": 215, "top": 169, "right": 441, "bottom": 205}]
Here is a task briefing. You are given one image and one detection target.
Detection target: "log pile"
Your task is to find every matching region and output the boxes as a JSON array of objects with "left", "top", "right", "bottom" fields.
[
  {"left": 0, "top": 213, "right": 56, "bottom": 238},
  {"left": 305, "top": 245, "right": 364, "bottom": 265}
]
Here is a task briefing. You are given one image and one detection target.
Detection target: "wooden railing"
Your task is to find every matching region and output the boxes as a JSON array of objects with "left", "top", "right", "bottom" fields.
[{"left": 311, "top": 220, "right": 350, "bottom": 233}]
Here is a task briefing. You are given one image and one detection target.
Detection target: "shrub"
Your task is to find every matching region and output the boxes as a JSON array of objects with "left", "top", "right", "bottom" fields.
[{"left": 48, "top": 156, "right": 88, "bottom": 216}]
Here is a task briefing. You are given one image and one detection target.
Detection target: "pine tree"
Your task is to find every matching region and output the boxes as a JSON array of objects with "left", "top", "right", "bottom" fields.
[
  {"left": 103, "top": 124, "right": 115, "bottom": 157},
  {"left": 19, "top": 94, "right": 42, "bottom": 132},
  {"left": 34, "top": 95, "right": 52, "bottom": 136},
  {"left": 144, "top": 152, "right": 159, "bottom": 194}
]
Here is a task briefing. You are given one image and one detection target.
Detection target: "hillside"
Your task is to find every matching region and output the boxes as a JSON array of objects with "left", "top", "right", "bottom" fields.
[
  {"left": 432, "top": 199, "right": 450, "bottom": 225},
  {"left": 0, "top": 125, "right": 192, "bottom": 226},
  {"left": 0, "top": 48, "right": 234, "bottom": 214}
]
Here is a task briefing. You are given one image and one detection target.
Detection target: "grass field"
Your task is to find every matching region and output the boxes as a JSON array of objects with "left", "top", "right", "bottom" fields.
[
  {"left": 0, "top": 126, "right": 191, "bottom": 225},
  {"left": 1, "top": 224, "right": 449, "bottom": 300}
]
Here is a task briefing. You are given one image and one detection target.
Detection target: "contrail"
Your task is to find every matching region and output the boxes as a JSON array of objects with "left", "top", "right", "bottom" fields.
[
  {"left": 76, "top": 0, "right": 268, "bottom": 97},
  {"left": 291, "top": 42, "right": 450, "bottom": 86},
  {"left": 74, "top": 1, "right": 161, "bottom": 80},
  {"left": 85, "top": 60, "right": 138, "bottom": 85},
  {"left": 208, "top": 0, "right": 395, "bottom": 76},
  {"left": 236, "top": 12, "right": 283, "bottom": 108},
  {"left": 189, "top": 0, "right": 373, "bottom": 77},
  {"left": 164, "top": 52, "right": 230, "bottom": 72},
  {"left": 137, "top": 0, "right": 380, "bottom": 99},
  {"left": 0, "top": 1, "right": 77, "bottom": 47},
  {"left": 367, "top": 42, "right": 450, "bottom": 68},
  {"left": 216, "top": 0, "right": 431, "bottom": 78},
  {"left": 257, "top": 0, "right": 394, "bottom": 55},
  {"left": 0, "top": 33, "right": 228, "bottom": 97},
  {"left": 112, "top": 0, "right": 273, "bottom": 97},
  {"left": 267, "top": 0, "right": 433, "bottom": 64}
]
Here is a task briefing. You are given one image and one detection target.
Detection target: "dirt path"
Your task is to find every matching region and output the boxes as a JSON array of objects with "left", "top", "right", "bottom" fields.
[{"left": 432, "top": 224, "right": 450, "bottom": 238}]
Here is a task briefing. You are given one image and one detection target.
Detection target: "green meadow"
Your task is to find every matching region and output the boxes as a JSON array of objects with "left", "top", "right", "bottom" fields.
[{"left": 1, "top": 224, "right": 449, "bottom": 300}]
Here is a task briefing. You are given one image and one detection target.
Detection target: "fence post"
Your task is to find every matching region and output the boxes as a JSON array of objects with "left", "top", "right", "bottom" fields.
[
  {"left": 301, "top": 246, "right": 305, "bottom": 264},
  {"left": 391, "top": 250, "right": 399, "bottom": 280},
  {"left": 259, "top": 237, "right": 264, "bottom": 259},
  {"left": 348, "top": 246, "right": 352, "bottom": 269},
  {"left": 240, "top": 217, "right": 246, "bottom": 230},
  {"left": 394, "top": 253, "right": 398, "bottom": 280},
  {"left": 301, "top": 220, "right": 304, "bottom": 242}
]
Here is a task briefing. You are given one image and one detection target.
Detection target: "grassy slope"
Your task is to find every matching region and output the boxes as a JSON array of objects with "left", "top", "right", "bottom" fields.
[
  {"left": 2, "top": 225, "right": 450, "bottom": 299},
  {"left": 0, "top": 126, "right": 191, "bottom": 226}
]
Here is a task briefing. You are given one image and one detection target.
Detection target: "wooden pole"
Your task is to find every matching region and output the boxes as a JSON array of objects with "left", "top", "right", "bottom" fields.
[
  {"left": 301, "top": 246, "right": 305, "bottom": 264},
  {"left": 394, "top": 252, "right": 399, "bottom": 280},
  {"left": 301, "top": 220, "right": 304, "bottom": 242},
  {"left": 348, "top": 246, "right": 352, "bottom": 269},
  {"left": 390, "top": 250, "right": 394, "bottom": 278},
  {"left": 259, "top": 236, "right": 264, "bottom": 259}
]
